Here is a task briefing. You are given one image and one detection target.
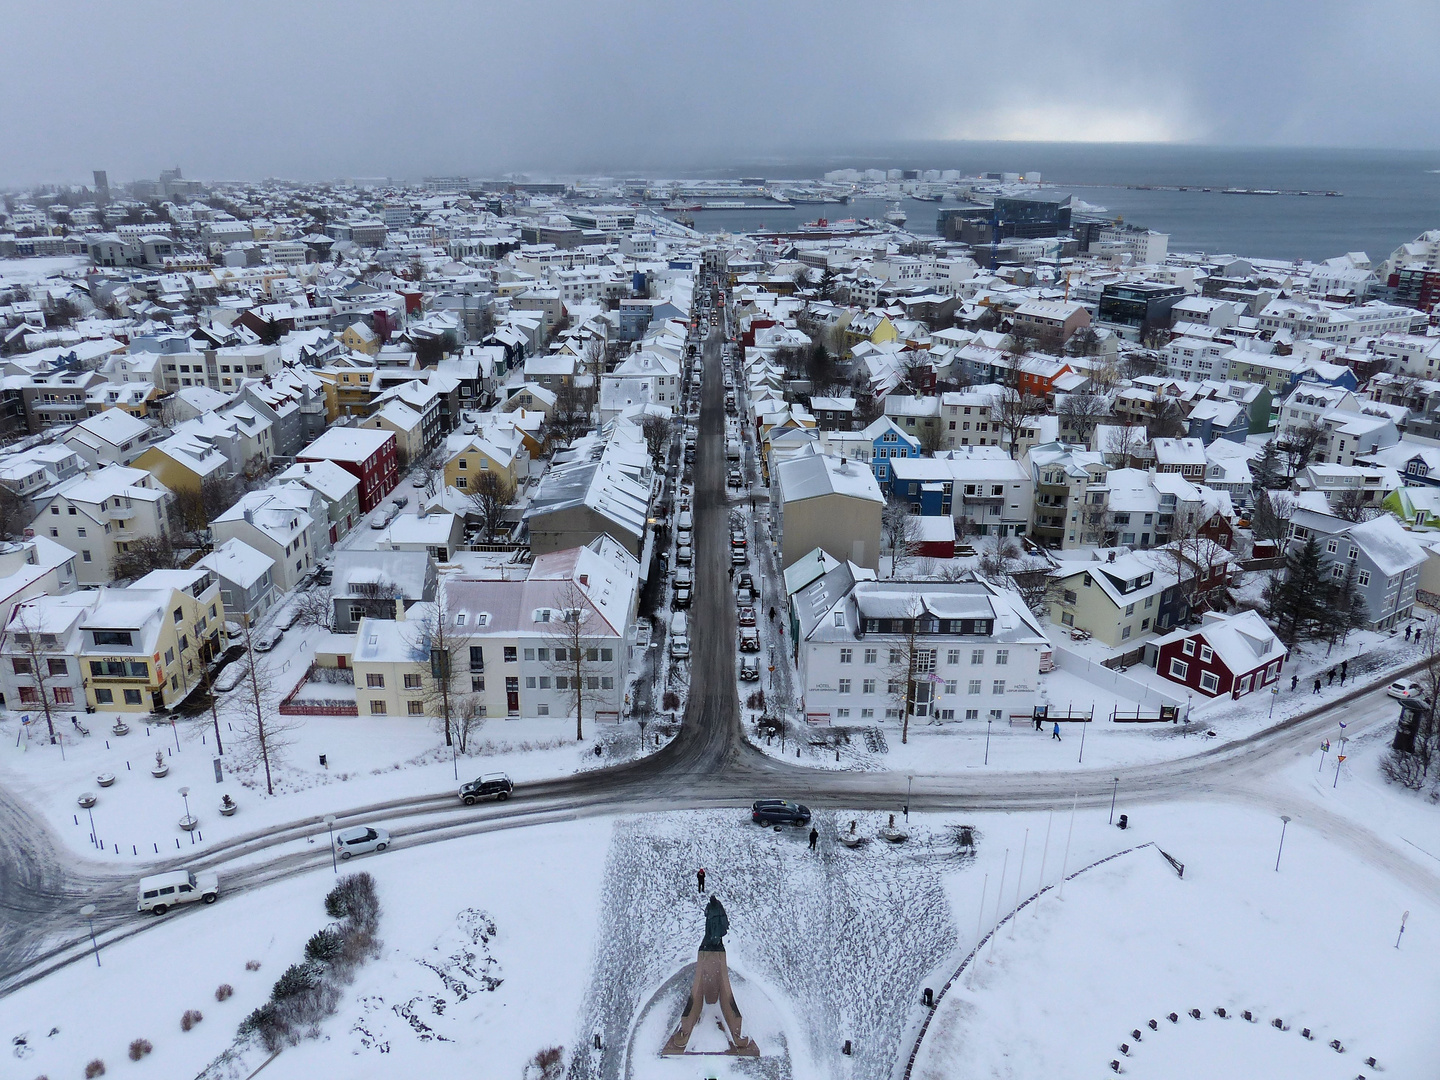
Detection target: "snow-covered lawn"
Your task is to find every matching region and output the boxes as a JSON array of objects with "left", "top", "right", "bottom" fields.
[
  {"left": 3, "top": 817, "right": 611, "bottom": 1080},
  {"left": 910, "top": 799, "right": 1439, "bottom": 1080},
  {"left": 0, "top": 706, "right": 633, "bottom": 863}
]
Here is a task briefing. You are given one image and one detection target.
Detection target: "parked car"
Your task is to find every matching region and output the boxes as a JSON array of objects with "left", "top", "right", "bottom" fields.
[
  {"left": 737, "top": 572, "right": 754, "bottom": 593},
  {"left": 674, "top": 585, "right": 692, "bottom": 608},
  {"left": 676, "top": 545, "right": 692, "bottom": 565},
  {"left": 670, "top": 635, "right": 691, "bottom": 660},
  {"left": 253, "top": 627, "right": 283, "bottom": 652},
  {"left": 335, "top": 825, "right": 391, "bottom": 860},
  {"left": 731, "top": 548, "right": 747, "bottom": 567},
  {"left": 728, "top": 469, "right": 742, "bottom": 486},
  {"left": 1387, "top": 680, "right": 1427, "bottom": 701},
  {"left": 275, "top": 606, "right": 299, "bottom": 631},
  {"left": 738, "top": 606, "right": 757, "bottom": 626},
  {"left": 459, "top": 772, "right": 513, "bottom": 805},
  {"left": 412, "top": 475, "right": 428, "bottom": 488},
  {"left": 213, "top": 663, "right": 247, "bottom": 693},
  {"left": 137, "top": 868, "right": 219, "bottom": 914},
  {"left": 678, "top": 528, "right": 693, "bottom": 548},
  {"left": 740, "top": 655, "right": 760, "bottom": 681},
  {"left": 391, "top": 496, "right": 409, "bottom": 510},
  {"left": 730, "top": 531, "right": 747, "bottom": 550},
  {"left": 739, "top": 627, "right": 760, "bottom": 652},
  {"left": 751, "top": 799, "right": 811, "bottom": 826},
  {"left": 316, "top": 567, "right": 333, "bottom": 587}
]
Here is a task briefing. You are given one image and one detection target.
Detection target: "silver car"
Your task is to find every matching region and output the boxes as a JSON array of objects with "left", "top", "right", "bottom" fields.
[{"left": 335, "top": 825, "right": 391, "bottom": 860}]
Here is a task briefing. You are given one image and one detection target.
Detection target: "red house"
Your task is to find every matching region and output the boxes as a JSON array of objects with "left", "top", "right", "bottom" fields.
[
  {"left": 296, "top": 427, "right": 398, "bottom": 514},
  {"left": 1153, "top": 610, "right": 1287, "bottom": 699}
]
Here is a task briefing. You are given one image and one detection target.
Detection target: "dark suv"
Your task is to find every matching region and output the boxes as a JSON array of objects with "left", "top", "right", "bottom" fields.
[
  {"left": 459, "top": 772, "right": 513, "bottom": 805},
  {"left": 751, "top": 799, "right": 811, "bottom": 826}
]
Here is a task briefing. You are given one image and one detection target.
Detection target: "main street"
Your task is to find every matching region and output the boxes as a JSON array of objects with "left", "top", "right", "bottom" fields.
[{"left": 1, "top": 315, "right": 1437, "bottom": 997}]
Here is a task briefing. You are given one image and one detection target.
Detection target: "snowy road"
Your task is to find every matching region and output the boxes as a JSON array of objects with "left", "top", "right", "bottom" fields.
[{"left": 3, "top": 330, "right": 1439, "bottom": 1002}]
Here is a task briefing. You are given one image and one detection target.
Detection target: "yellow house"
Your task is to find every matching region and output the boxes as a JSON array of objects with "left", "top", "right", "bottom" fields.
[
  {"left": 444, "top": 433, "right": 522, "bottom": 493},
  {"left": 82, "top": 567, "right": 227, "bottom": 712},
  {"left": 339, "top": 321, "right": 381, "bottom": 356},
  {"left": 350, "top": 616, "right": 431, "bottom": 718},
  {"left": 843, "top": 311, "right": 899, "bottom": 352},
  {"left": 315, "top": 361, "right": 378, "bottom": 422},
  {"left": 132, "top": 437, "right": 229, "bottom": 497}
]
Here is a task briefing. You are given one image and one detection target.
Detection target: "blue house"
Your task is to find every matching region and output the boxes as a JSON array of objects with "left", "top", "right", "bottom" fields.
[{"left": 861, "top": 417, "right": 921, "bottom": 485}]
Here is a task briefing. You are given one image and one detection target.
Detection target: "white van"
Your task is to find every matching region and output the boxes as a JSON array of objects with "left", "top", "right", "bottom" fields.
[
  {"left": 670, "top": 611, "right": 688, "bottom": 638},
  {"left": 137, "top": 868, "right": 219, "bottom": 914},
  {"left": 677, "top": 510, "right": 694, "bottom": 531}
]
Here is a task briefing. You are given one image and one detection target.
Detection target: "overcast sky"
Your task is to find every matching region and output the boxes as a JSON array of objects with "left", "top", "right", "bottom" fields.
[{"left": 2, "top": 0, "right": 1438, "bottom": 185}]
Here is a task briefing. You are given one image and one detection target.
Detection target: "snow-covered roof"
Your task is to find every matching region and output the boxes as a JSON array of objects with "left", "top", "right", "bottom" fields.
[
  {"left": 198, "top": 537, "right": 275, "bottom": 590},
  {"left": 775, "top": 453, "right": 884, "bottom": 505}
]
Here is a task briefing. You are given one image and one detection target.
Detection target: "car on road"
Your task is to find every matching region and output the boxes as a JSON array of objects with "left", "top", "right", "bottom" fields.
[
  {"left": 736, "top": 572, "right": 754, "bottom": 593},
  {"left": 739, "top": 655, "right": 760, "bottom": 681},
  {"left": 253, "top": 626, "right": 284, "bottom": 652},
  {"left": 670, "top": 635, "right": 691, "bottom": 660},
  {"left": 730, "top": 531, "right": 747, "bottom": 550},
  {"left": 751, "top": 799, "right": 811, "bottom": 826},
  {"left": 316, "top": 567, "right": 333, "bottom": 587},
  {"left": 275, "top": 606, "right": 299, "bottom": 631},
  {"left": 731, "top": 547, "right": 747, "bottom": 566},
  {"left": 738, "top": 606, "right": 756, "bottom": 626},
  {"left": 728, "top": 468, "right": 742, "bottom": 486},
  {"left": 676, "top": 544, "right": 692, "bottom": 565},
  {"left": 412, "top": 475, "right": 428, "bottom": 488},
  {"left": 1387, "top": 680, "right": 1427, "bottom": 701},
  {"left": 459, "top": 772, "right": 513, "bottom": 805},
  {"left": 335, "top": 825, "right": 391, "bottom": 859},
  {"left": 739, "top": 627, "right": 760, "bottom": 652},
  {"left": 391, "top": 495, "right": 410, "bottom": 510},
  {"left": 674, "top": 585, "right": 692, "bottom": 608},
  {"left": 138, "top": 868, "right": 219, "bottom": 914}
]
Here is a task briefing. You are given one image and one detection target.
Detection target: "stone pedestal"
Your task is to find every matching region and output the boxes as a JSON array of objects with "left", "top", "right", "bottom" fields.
[{"left": 660, "top": 948, "right": 759, "bottom": 1057}]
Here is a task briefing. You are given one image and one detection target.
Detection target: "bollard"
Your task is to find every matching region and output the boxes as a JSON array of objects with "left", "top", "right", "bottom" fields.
[
  {"left": 126, "top": 761, "right": 130, "bottom": 770},
  {"left": 1131, "top": 1030, "right": 1142, "bottom": 1041},
  {"left": 593, "top": 1033, "right": 601, "bottom": 1050},
  {"left": 1215, "top": 1008, "right": 1227, "bottom": 1018},
  {"left": 1189, "top": 1009, "right": 1201, "bottom": 1019},
  {"left": 154, "top": 843, "right": 158, "bottom": 853},
  {"left": 1119, "top": 1043, "right": 1130, "bottom": 1056},
  {"left": 74, "top": 814, "right": 78, "bottom": 825},
  {"left": 841, "top": 1040, "right": 851, "bottom": 1056},
  {"left": 176, "top": 838, "right": 181, "bottom": 849},
  {"left": 1117, "top": 814, "right": 1128, "bottom": 830},
  {"left": 1242, "top": 1011, "right": 1253, "bottom": 1022},
  {"left": 132, "top": 846, "right": 136, "bottom": 855},
  {"left": 922, "top": 987, "right": 933, "bottom": 1008},
  {"left": 1110, "top": 1062, "right": 1120, "bottom": 1074},
  {"left": 1167, "top": 1013, "right": 1178, "bottom": 1024},
  {"left": 319, "top": 754, "right": 327, "bottom": 768},
  {"left": 1301, "top": 1027, "right": 1313, "bottom": 1040}
]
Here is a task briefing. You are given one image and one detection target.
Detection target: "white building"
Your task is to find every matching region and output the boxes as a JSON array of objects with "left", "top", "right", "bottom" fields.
[{"left": 792, "top": 567, "right": 1049, "bottom": 725}]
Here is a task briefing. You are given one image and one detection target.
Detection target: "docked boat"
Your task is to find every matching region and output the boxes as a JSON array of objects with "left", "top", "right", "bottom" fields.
[{"left": 884, "top": 202, "right": 907, "bottom": 225}]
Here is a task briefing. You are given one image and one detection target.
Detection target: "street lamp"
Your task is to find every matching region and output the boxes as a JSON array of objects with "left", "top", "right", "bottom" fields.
[
  {"left": 324, "top": 814, "right": 338, "bottom": 873},
  {"left": 905, "top": 774, "right": 913, "bottom": 823},
  {"left": 79, "top": 904, "right": 100, "bottom": 967},
  {"left": 1274, "top": 815, "right": 1291, "bottom": 872},
  {"left": 984, "top": 719, "right": 992, "bottom": 765},
  {"left": 1109, "top": 777, "right": 1119, "bottom": 825},
  {"left": 179, "top": 785, "right": 192, "bottom": 821}
]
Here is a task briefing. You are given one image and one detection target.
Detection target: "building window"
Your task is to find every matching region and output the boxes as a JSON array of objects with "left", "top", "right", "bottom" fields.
[
  {"left": 995, "top": 649, "right": 1008, "bottom": 666},
  {"left": 1122, "top": 626, "right": 1132, "bottom": 640},
  {"left": 94, "top": 688, "right": 113, "bottom": 704},
  {"left": 404, "top": 673, "right": 422, "bottom": 689},
  {"left": 504, "top": 647, "right": 517, "bottom": 663},
  {"left": 526, "top": 676, "right": 536, "bottom": 689},
  {"left": 1182, "top": 638, "right": 1195, "bottom": 655},
  {"left": 1169, "top": 658, "right": 1189, "bottom": 680},
  {"left": 946, "top": 649, "right": 960, "bottom": 665},
  {"left": 366, "top": 673, "right": 385, "bottom": 688},
  {"left": 1199, "top": 645, "right": 1213, "bottom": 663},
  {"left": 1200, "top": 671, "right": 1220, "bottom": 693},
  {"left": 407, "top": 700, "right": 425, "bottom": 715},
  {"left": 123, "top": 689, "right": 142, "bottom": 705},
  {"left": 1357, "top": 569, "right": 1370, "bottom": 586},
  {"left": 838, "top": 679, "right": 851, "bottom": 694},
  {"left": 970, "top": 649, "right": 984, "bottom": 665},
  {"left": 864, "top": 648, "right": 877, "bottom": 664},
  {"left": 967, "top": 679, "right": 981, "bottom": 695},
  {"left": 863, "top": 678, "right": 876, "bottom": 694},
  {"left": 371, "top": 700, "right": 387, "bottom": 715},
  {"left": 992, "top": 680, "right": 1005, "bottom": 695},
  {"left": 839, "top": 648, "right": 852, "bottom": 664}
]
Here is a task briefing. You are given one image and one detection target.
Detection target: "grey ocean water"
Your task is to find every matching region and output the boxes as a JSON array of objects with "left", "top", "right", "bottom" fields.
[{"left": 675, "top": 143, "right": 1440, "bottom": 263}]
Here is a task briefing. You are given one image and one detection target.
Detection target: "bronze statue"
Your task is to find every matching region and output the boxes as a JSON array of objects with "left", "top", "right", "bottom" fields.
[{"left": 699, "top": 894, "right": 728, "bottom": 952}]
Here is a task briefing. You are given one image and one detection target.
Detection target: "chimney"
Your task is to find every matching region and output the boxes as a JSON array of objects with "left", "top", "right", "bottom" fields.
[
  {"left": 243, "top": 508, "right": 254, "bottom": 524},
  {"left": 1108, "top": 550, "right": 1116, "bottom": 562},
  {"left": 304, "top": 462, "right": 311, "bottom": 472}
]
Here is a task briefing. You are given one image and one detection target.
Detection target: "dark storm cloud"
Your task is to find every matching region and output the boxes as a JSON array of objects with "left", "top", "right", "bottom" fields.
[{"left": 1, "top": 0, "right": 1437, "bottom": 184}]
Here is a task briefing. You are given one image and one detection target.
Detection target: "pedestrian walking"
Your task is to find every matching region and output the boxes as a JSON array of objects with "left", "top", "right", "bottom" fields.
[
  {"left": 1313, "top": 677, "right": 1322, "bottom": 695},
  {"left": 1340, "top": 659, "right": 1348, "bottom": 685},
  {"left": 1290, "top": 674, "right": 1298, "bottom": 692},
  {"left": 808, "top": 827, "right": 818, "bottom": 851},
  {"left": 697, "top": 868, "right": 706, "bottom": 894},
  {"left": 1406, "top": 624, "right": 1413, "bottom": 641},
  {"left": 1052, "top": 722, "right": 1062, "bottom": 741},
  {"left": 728, "top": 566, "right": 734, "bottom": 581},
  {"left": 1034, "top": 715, "right": 1043, "bottom": 731},
  {"left": 1328, "top": 668, "right": 1336, "bottom": 686}
]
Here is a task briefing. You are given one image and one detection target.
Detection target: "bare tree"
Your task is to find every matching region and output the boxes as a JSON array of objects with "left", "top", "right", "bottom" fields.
[
  {"left": 641, "top": 414, "right": 672, "bottom": 470},
  {"left": 1250, "top": 489, "right": 1298, "bottom": 545},
  {"left": 551, "top": 382, "right": 594, "bottom": 445},
  {"left": 976, "top": 536, "right": 1023, "bottom": 584},
  {"left": 412, "top": 447, "right": 445, "bottom": 496},
  {"left": 917, "top": 421, "right": 947, "bottom": 454},
  {"left": 884, "top": 596, "right": 932, "bottom": 745},
  {"left": 1146, "top": 397, "right": 1186, "bottom": 439},
  {"left": 228, "top": 620, "right": 291, "bottom": 795},
  {"left": 174, "top": 474, "right": 247, "bottom": 538},
  {"left": 467, "top": 471, "right": 515, "bottom": 542},
  {"left": 1333, "top": 487, "right": 1378, "bottom": 523},
  {"left": 291, "top": 585, "right": 334, "bottom": 631},
  {"left": 110, "top": 534, "right": 177, "bottom": 582},
  {"left": 881, "top": 497, "right": 921, "bottom": 578},
  {"left": 6, "top": 605, "right": 64, "bottom": 742},
  {"left": 1058, "top": 393, "right": 1107, "bottom": 444},
  {"left": 990, "top": 385, "right": 1048, "bottom": 459},
  {"left": 1276, "top": 421, "right": 1326, "bottom": 480},
  {"left": 1104, "top": 424, "right": 1147, "bottom": 467},
  {"left": 543, "top": 579, "right": 607, "bottom": 741},
  {"left": 582, "top": 337, "right": 607, "bottom": 384},
  {"left": 410, "top": 593, "right": 471, "bottom": 749},
  {"left": 0, "top": 483, "right": 32, "bottom": 540}
]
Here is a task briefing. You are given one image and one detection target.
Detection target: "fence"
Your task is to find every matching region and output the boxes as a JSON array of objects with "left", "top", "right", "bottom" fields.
[
  {"left": 1051, "top": 642, "right": 1184, "bottom": 710},
  {"left": 278, "top": 663, "right": 359, "bottom": 717}
]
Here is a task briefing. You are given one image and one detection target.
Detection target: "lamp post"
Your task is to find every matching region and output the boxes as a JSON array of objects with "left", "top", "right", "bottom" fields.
[
  {"left": 179, "top": 785, "right": 192, "bottom": 822},
  {"left": 324, "top": 814, "right": 338, "bottom": 873},
  {"left": 984, "top": 719, "right": 992, "bottom": 765},
  {"left": 905, "top": 774, "right": 913, "bottom": 823},
  {"left": 85, "top": 803, "right": 98, "bottom": 849},
  {"left": 1274, "top": 815, "right": 1291, "bottom": 872},
  {"left": 1109, "top": 777, "right": 1119, "bottom": 825},
  {"left": 1077, "top": 719, "right": 1087, "bottom": 764},
  {"left": 79, "top": 904, "right": 100, "bottom": 967}
]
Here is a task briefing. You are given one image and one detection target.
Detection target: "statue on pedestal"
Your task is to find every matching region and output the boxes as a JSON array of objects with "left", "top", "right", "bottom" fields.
[{"left": 661, "top": 895, "right": 759, "bottom": 1057}]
